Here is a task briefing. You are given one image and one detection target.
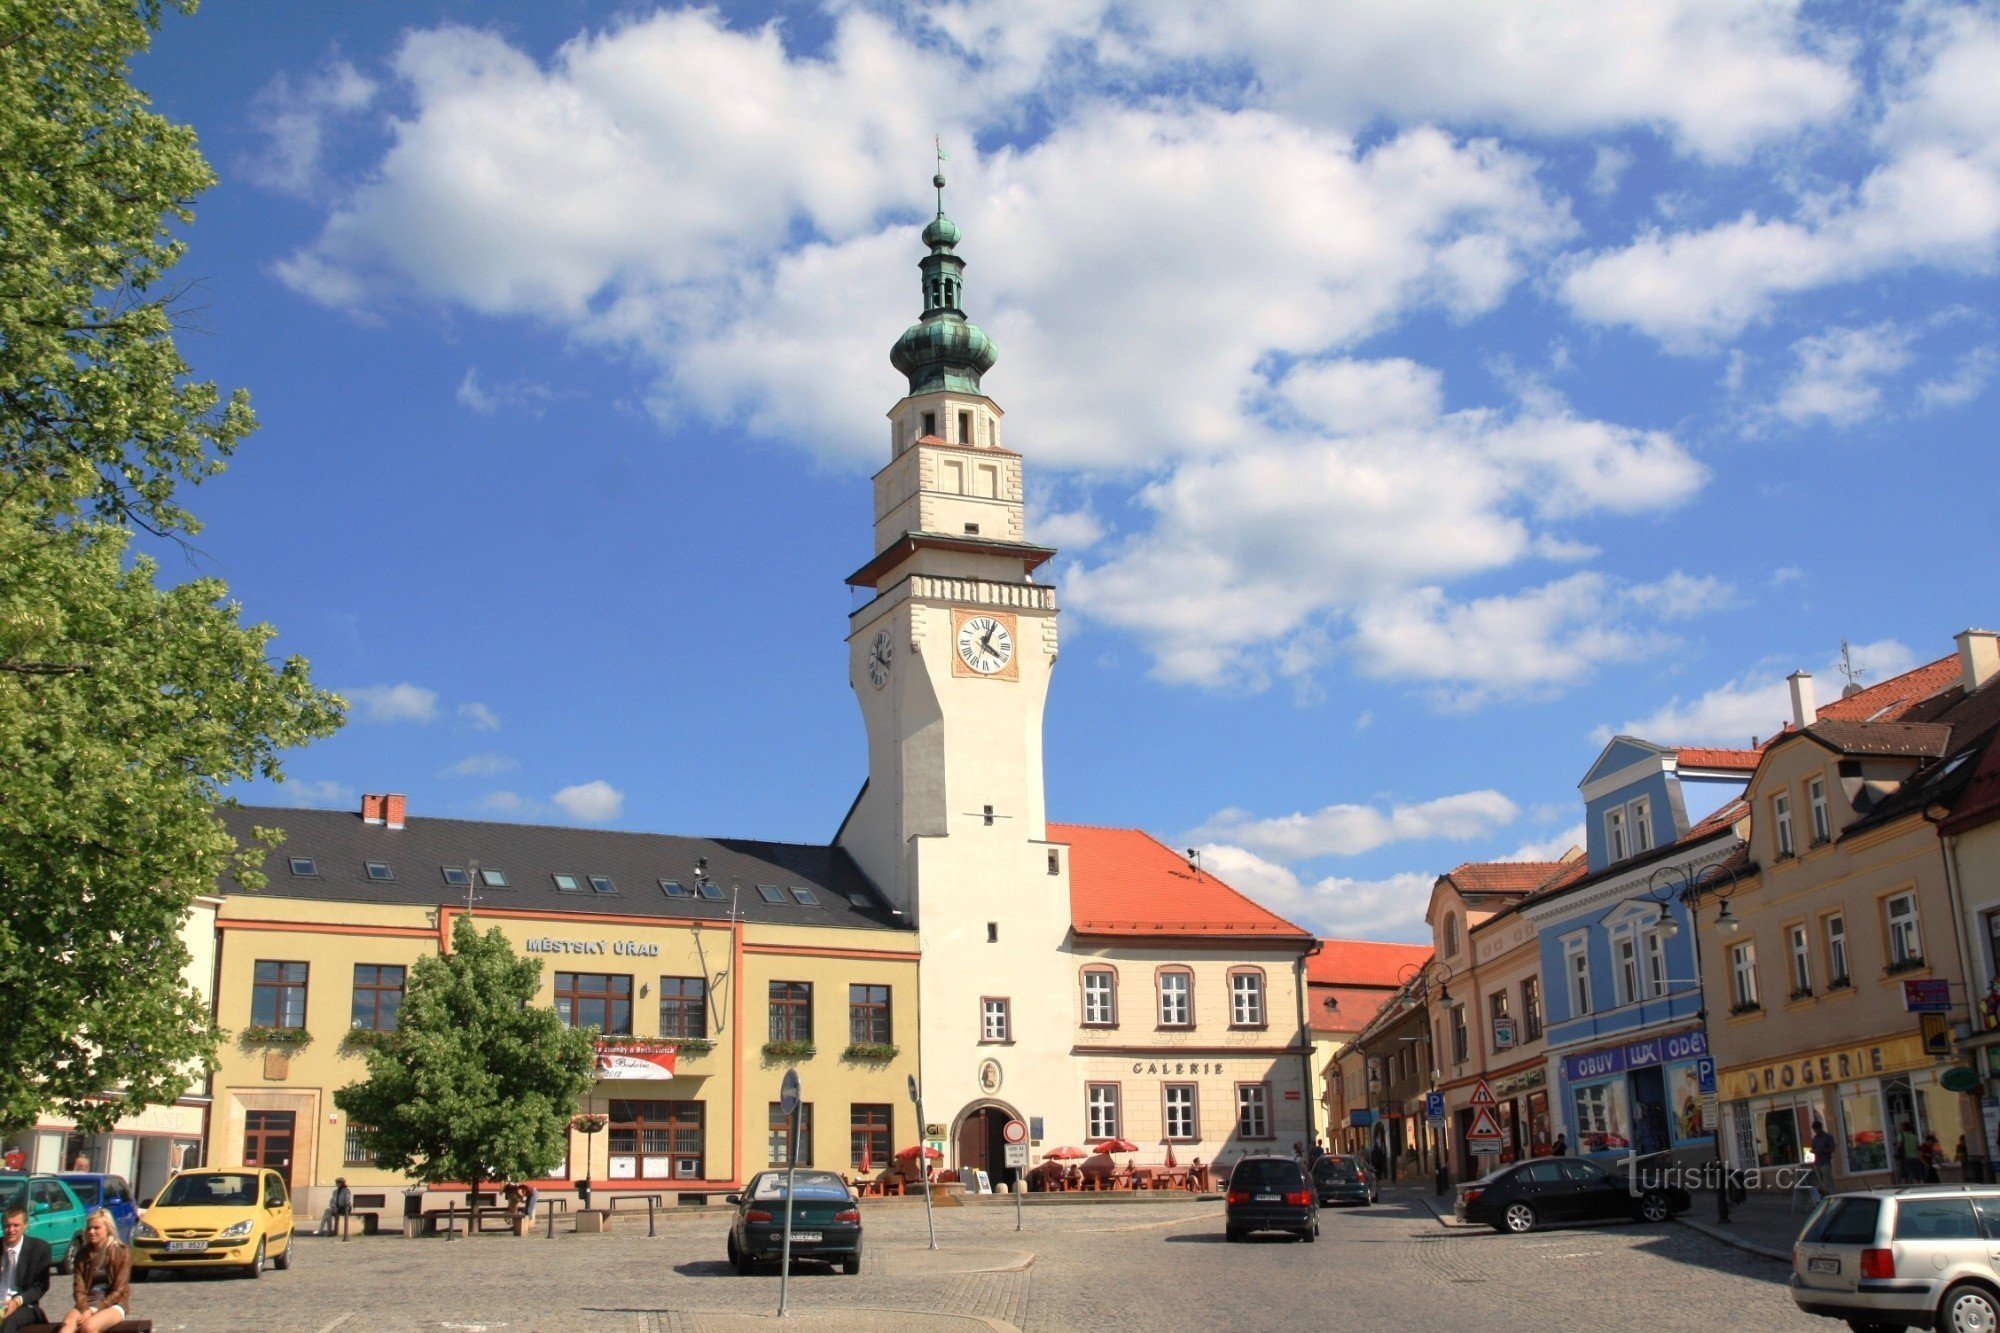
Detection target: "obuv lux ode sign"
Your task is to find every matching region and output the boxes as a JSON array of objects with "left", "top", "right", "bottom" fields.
[{"left": 1562, "top": 1030, "right": 1707, "bottom": 1084}]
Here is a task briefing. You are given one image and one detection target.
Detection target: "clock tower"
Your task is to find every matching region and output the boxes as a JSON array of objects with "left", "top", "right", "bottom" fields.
[{"left": 838, "top": 173, "right": 1074, "bottom": 1157}]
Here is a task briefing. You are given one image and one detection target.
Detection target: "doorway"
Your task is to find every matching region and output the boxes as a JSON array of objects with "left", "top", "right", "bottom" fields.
[
  {"left": 243, "top": 1110, "right": 295, "bottom": 1184},
  {"left": 954, "top": 1106, "right": 1009, "bottom": 1178}
]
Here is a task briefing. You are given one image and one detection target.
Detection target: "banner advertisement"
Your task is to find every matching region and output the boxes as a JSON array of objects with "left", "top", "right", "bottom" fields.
[{"left": 595, "top": 1040, "right": 680, "bottom": 1080}]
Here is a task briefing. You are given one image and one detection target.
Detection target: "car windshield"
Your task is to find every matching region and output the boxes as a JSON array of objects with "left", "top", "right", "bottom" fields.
[
  {"left": 1230, "top": 1159, "right": 1305, "bottom": 1190},
  {"left": 63, "top": 1178, "right": 102, "bottom": 1205},
  {"left": 157, "top": 1173, "right": 259, "bottom": 1208},
  {"left": 1802, "top": 1196, "right": 1880, "bottom": 1244},
  {"left": 748, "top": 1172, "right": 852, "bottom": 1201},
  {"left": 1314, "top": 1159, "right": 1360, "bottom": 1181}
]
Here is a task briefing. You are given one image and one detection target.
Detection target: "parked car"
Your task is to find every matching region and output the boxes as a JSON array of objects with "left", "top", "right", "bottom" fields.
[
  {"left": 1791, "top": 1186, "right": 2000, "bottom": 1333},
  {"left": 58, "top": 1173, "right": 140, "bottom": 1244},
  {"left": 725, "top": 1170, "right": 863, "bottom": 1275},
  {"left": 0, "top": 1174, "right": 88, "bottom": 1272},
  {"left": 1455, "top": 1156, "right": 1688, "bottom": 1234},
  {"left": 130, "top": 1168, "right": 295, "bottom": 1280},
  {"left": 1224, "top": 1154, "right": 1319, "bottom": 1242},
  {"left": 1312, "top": 1154, "right": 1378, "bottom": 1206}
]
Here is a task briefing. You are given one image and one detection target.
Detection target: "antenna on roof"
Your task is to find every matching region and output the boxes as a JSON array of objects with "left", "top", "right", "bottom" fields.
[
  {"left": 1838, "top": 640, "right": 1868, "bottom": 697},
  {"left": 1186, "top": 848, "right": 1203, "bottom": 878},
  {"left": 463, "top": 859, "right": 481, "bottom": 919}
]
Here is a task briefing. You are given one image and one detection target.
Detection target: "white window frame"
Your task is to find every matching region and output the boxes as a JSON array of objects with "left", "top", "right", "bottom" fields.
[
  {"left": 1614, "top": 928, "right": 1640, "bottom": 1007},
  {"left": 1450, "top": 1004, "right": 1469, "bottom": 1064},
  {"left": 1773, "top": 792, "right": 1795, "bottom": 858},
  {"left": 1565, "top": 934, "right": 1592, "bottom": 1016},
  {"left": 1085, "top": 1084, "right": 1120, "bottom": 1140},
  {"left": 1443, "top": 913, "right": 1460, "bottom": 957},
  {"left": 982, "top": 996, "right": 1012, "bottom": 1042},
  {"left": 1236, "top": 1084, "right": 1272, "bottom": 1139},
  {"left": 1644, "top": 928, "right": 1668, "bottom": 998},
  {"left": 1163, "top": 1084, "right": 1198, "bottom": 1141},
  {"left": 1731, "top": 942, "right": 1759, "bottom": 1008},
  {"left": 1886, "top": 892, "right": 1922, "bottom": 965},
  {"left": 1229, "top": 971, "right": 1266, "bottom": 1027},
  {"left": 1157, "top": 971, "right": 1192, "bottom": 1028},
  {"left": 1629, "top": 797, "right": 1654, "bottom": 853},
  {"left": 1808, "top": 777, "right": 1831, "bottom": 845},
  {"left": 1082, "top": 970, "right": 1116, "bottom": 1026},
  {"left": 1789, "top": 924, "right": 1812, "bottom": 996},
  {"left": 1826, "top": 914, "right": 1849, "bottom": 984},
  {"left": 1605, "top": 807, "right": 1628, "bottom": 862}
]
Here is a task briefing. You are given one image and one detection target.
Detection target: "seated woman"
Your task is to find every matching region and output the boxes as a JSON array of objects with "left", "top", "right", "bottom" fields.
[{"left": 58, "top": 1210, "right": 130, "bottom": 1333}]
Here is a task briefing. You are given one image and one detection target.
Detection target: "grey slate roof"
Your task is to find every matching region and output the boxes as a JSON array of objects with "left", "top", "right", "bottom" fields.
[{"left": 216, "top": 806, "right": 907, "bottom": 935}]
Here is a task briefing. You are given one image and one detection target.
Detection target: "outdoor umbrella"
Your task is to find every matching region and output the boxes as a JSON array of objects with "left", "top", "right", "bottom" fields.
[
  {"left": 895, "top": 1144, "right": 943, "bottom": 1161},
  {"left": 859, "top": 1142, "right": 874, "bottom": 1174},
  {"left": 1163, "top": 1141, "right": 1178, "bottom": 1168},
  {"left": 1043, "top": 1146, "right": 1087, "bottom": 1160},
  {"left": 1093, "top": 1138, "right": 1140, "bottom": 1155}
]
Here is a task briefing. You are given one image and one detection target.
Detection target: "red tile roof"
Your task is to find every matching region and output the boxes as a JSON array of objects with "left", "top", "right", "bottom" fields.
[
  {"left": 1942, "top": 737, "right": 2000, "bottom": 834},
  {"left": 1806, "top": 720, "right": 1954, "bottom": 758},
  {"left": 1815, "top": 655, "right": 1959, "bottom": 722},
  {"left": 1306, "top": 940, "right": 1433, "bottom": 988},
  {"left": 1674, "top": 747, "right": 1762, "bottom": 771},
  {"left": 1685, "top": 797, "right": 1749, "bottom": 841},
  {"left": 1054, "top": 823, "right": 1313, "bottom": 941},
  {"left": 1309, "top": 984, "right": 1404, "bottom": 1032},
  {"left": 1442, "top": 861, "right": 1567, "bottom": 894}
]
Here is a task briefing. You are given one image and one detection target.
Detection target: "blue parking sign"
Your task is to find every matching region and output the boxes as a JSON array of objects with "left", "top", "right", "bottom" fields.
[
  {"left": 1695, "top": 1057, "right": 1716, "bottom": 1095},
  {"left": 1426, "top": 1091, "right": 1445, "bottom": 1119}
]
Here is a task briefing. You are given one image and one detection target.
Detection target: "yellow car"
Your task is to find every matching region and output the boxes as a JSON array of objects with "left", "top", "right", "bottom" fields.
[{"left": 131, "top": 1168, "right": 296, "bottom": 1280}]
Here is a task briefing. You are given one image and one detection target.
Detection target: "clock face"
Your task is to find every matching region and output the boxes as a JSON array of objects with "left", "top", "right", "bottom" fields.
[
  {"left": 868, "top": 628, "right": 893, "bottom": 688},
  {"left": 956, "top": 615, "right": 1014, "bottom": 675}
]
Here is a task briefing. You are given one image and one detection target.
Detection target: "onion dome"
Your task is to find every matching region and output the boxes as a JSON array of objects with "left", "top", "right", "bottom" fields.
[{"left": 890, "top": 171, "right": 997, "bottom": 396}]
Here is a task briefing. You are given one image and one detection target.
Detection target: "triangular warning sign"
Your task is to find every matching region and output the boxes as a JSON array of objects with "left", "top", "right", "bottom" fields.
[
  {"left": 1469, "top": 1078, "right": 1498, "bottom": 1110},
  {"left": 1466, "top": 1106, "right": 1504, "bottom": 1139}
]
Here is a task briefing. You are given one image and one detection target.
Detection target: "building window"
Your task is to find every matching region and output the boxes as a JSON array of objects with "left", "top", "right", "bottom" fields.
[
  {"left": 1731, "top": 942, "right": 1759, "bottom": 1009},
  {"left": 1489, "top": 990, "right": 1511, "bottom": 1048},
  {"left": 1644, "top": 929, "right": 1668, "bottom": 998},
  {"left": 555, "top": 973, "right": 633, "bottom": 1034},
  {"left": 1236, "top": 1084, "right": 1272, "bottom": 1139},
  {"left": 1630, "top": 797, "right": 1654, "bottom": 853},
  {"left": 1773, "top": 793, "right": 1795, "bottom": 858},
  {"left": 608, "top": 1099, "right": 704, "bottom": 1178},
  {"left": 1157, "top": 969, "right": 1192, "bottom": 1028},
  {"left": 350, "top": 964, "right": 405, "bottom": 1032},
  {"left": 658, "top": 976, "right": 707, "bottom": 1040},
  {"left": 982, "top": 997, "right": 1012, "bottom": 1043},
  {"left": 552, "top": 873, "right": 582, "bottom": 892},
  {"left": 343, "top": 1125, "right": 374, "bottom": 1167},
  {"left": 1086, "top": 1084, "right": 1121, "bottom": 1140},
  {"left": 1827, "top": 914, "right": 1849, "bottom": 984},
  {"left": 1565, "top": 937, "right": 1591, "bottom": 1016},
  {"left": 287, "top": 857, "right": 318, "bottom": 878},
  {"left": 769, "top": 1102, "right": 813, "bottom": 1167},
  {"left": 1443, "top": 913, "right": 1460, "bottom": 957},
  {"left": 851, "top": 1104, "right": 891, "bottom": 1169},
  {"left": 1163, "top": 1084, "right": 1199, "bottom": 1142},
  {"left": 1985, "top": 910, "right": 2000, "bottom": 985},
  {"left": 1521, "top": 977, "right": 1543, "bottom": 1041},
  {"left": 364, "top": 861, "right": 394, "bottom": 882},
  {"left": 769, "top": 982, "right": 813, "bottom": 1044},
  {"left": 1788, "top": 925, "right": 1812, "bottom": 996},
  {"left": 1886, "top": 892, "right": 1922, "bottom": 965},
  {"left": 1228, "top": 970, "right": 1267, "bottom": 1027},
  {"left": 849, "top": 984, "right": 892, "bottom": 1044},
  {"left": 1082, "top": 969, "right": 1117, "bottom": 1026},
  {"left": 1615, "top": 931, "right": 1640, "bottom": 1006},
  {"left": 1450, "top": 1004, "right": 1469, "bottom": 1064},
  {"left": 251, "top": 961, "right": 308, "bottom": 1029},
  {"left": 1808, "top": 777, "right": 1831, "bottom": 845},
  {"left": 1606, "top": 807, "right": 1628, "bottom": 862},
  {"left": 1048, "top": 849, "right": 1061, "bottom": 875}
]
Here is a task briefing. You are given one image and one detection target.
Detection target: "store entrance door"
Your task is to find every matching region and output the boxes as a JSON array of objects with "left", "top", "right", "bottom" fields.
[{"left": 243, "top": 1110, "right": 295, "bottom": 1184}]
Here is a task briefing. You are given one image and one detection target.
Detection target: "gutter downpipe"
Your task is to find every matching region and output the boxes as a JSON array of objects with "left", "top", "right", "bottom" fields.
[{"left": 1296, "top": 940, "right": 1322, "bottom": 1153}]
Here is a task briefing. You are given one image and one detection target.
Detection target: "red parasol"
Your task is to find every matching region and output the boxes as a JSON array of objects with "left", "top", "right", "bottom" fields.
[
  {"left": 1163, "top": 1140, "right": 1178, "bottom": 1168},
  {"left": 859, "top": 1142, "right": 874, "bottom": 1174},
  {"left": 1093, "top": 1138, "right": 1140, "bottom": 1155},
  {"left": 1042, "top": 1145, "right": 1087, "bottom": 1160},
  {"left": 895, "top": 1144, "right": 943, "bottom": 1162}
]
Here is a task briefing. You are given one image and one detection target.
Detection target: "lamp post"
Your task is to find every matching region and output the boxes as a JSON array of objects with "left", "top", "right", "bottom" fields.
[{"left": 1647, "top": 859, "right": 1741, "bottom": 1224}]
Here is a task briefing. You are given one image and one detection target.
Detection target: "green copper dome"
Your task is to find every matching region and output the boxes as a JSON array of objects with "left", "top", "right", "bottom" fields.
[{"left": 891, "top": 172, "right": 997, "bottom": 396}]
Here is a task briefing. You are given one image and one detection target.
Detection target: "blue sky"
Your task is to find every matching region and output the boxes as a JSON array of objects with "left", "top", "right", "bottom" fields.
[{"left": 135, "top": 1, "right": 2000, "bottom": 942}]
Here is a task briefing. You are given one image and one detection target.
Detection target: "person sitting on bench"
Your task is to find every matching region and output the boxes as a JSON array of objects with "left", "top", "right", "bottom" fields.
[
  {"left": 2, "top": 1202, "right": 54, "bottom": 1333},
  {"left": 57, "top": 1211, "right": 129, "bottom": 1333}
]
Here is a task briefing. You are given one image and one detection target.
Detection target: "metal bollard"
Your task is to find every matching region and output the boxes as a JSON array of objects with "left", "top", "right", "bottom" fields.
[
  {"left": 648, "top": 1196, "right": 656, "bottom": 1238},
  {"left": 546, "top": 1203, "right": 555, "bottom": 1239},
  {"left": 341, "top": 1210, "right": 349, "bottom": 1243}
]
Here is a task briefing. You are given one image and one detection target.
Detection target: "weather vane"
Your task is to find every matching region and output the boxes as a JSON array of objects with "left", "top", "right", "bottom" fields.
[{"left": 934, "top": 135, "right": 948, "bottom": 213}]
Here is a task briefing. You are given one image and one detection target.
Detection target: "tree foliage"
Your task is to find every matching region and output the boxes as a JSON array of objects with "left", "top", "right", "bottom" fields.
[
  {"left": 0, "top": 0, "right": 344, "bottom": 1132},
  {"left": 335, "top": 916, "right": 598, "bottom": 1190}
]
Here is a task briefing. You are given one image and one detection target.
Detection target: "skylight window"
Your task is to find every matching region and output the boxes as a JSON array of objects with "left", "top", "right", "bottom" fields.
[
  {"left": 589, "top": 875, "right": 617, "bottom": 894},
  {"left": 756, "top": 884, "right": 786, "bottom": 904},
  {"left": 478, "top": 868, "right": 508, "bottom": 888},
  {"left": 553, "top": 874, "right": 581, "bottom": 893},
  {"left": 288, "top": 857, "right": 318, "bottom": 877},
  {"left": 661, "top": 879, "right": 690, "bottom": 898},
  {"left": 847, "top": 893, "right": 871, "bottom": 908},
  {"left": 442, "top": 866, "right": 471, "bottom": 887},
  {"left": 790, "top": 887, "right": 818, "bottom": 905},
  {"left": 364, "top": 862, "right": 394, "bottom": 882},
  {"left": 696, "top": 881, "right": 724, "bottom": 901}
]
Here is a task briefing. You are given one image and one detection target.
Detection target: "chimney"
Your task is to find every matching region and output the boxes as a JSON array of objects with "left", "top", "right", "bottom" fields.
[
  {"left": 1956, "top": 629, "right": 2000, "bottom": 693},
  {"left": 384, "top": 793, "right": 407, "bottom": 831},
  {"left": 1787, "top": 671, "right": 1816, "bottom": 728},
  {"left": 361, "top": 793, "right": 386, "bottom": 825}
]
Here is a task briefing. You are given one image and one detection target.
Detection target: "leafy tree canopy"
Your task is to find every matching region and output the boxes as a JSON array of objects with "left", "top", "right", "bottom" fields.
[{"left": 335, "top": 916, "right": 599, "bottom": 1190}]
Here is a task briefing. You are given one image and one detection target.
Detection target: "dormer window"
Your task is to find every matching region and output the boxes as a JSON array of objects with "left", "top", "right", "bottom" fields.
[
  {"left": 1809, "top": 777, "right": 1831, "bottom": 844},
  {"left": 364, "top": 861, "right": 394, "bottom": 882},
  {"left": 1606, "top": 807, "right": 1628, "bottom": 862},
  {"left": 1629, "top": 797, "right": 1653, "bottom": 853},
  {"left": 1442, "top": 913, "right": 1460, "bottom": 957},
  {"left": 1773, "top": 793, "right": 1795, "bottom": 858}
]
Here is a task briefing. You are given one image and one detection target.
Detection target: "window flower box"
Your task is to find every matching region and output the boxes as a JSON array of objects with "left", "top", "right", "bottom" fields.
[
  {"left": 842, "top": 1042, "right": 899, "bottom": 1062},
  {"left": 761, "top": 1040, "right": 816, "bottom": 1062},
  {"left": 1728, "top": 1000, "right": 1763, "bottom": 1016},
  {"left": 1884, "top": 956, "right": 1928, "bottom": 976},
  {"left": 238, "top": 1024, "right": 313, "bottom": 1049}
]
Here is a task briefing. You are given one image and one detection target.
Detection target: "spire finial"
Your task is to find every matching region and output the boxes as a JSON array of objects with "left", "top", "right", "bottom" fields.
[{"left": 934, "top": 136, "right": 948, "bottom": 215}]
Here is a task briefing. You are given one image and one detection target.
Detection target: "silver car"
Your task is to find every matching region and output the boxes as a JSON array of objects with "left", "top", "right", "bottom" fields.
[{"left": 1791, "top": 1186, "right": 2000, "bottom": 1333}]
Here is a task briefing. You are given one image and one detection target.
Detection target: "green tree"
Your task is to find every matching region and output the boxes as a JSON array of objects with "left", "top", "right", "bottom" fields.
[
  {"left": 0, "top": 0, "right": 343, "bottom": 1133},
  {"left": 336, "top": 916, "right": 598, "bottom": 1199}
]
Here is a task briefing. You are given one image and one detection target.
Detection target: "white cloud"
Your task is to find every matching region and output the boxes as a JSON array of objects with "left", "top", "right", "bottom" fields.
[
  {"left": 457, "top": 701, "right": 501, "bottom": 731},
  {"left": 552, "top": 779, "right": 624, "bottom": 823},
  {"left": 1196, "top": 843, "right": 1434, "bottom": 943},
  {"left": 1918, "top": 346, "right": 1997, "bottom": 411},
  {"left": 277, "top": 778, "right": 357, "bottom": 810},
  {"left": 456, "top": 368, "right": 566, "bottom": 417},
  {"left": 441, "top": 753, "right": 517, "bottom": 778},
  {"left": 479, "top": 791, "right": 529, "bottom": 814},
  {"left": 247, "top": 58, "right": 377, "bottom": 196},
  {"left": 344, "top": 683, "right": 439, "bottom": 724},
  {"left": 1035, "top": 508, "right": 1106, "bottom": 552},
  {"left": 1603, "top": 638, "right": 1920, "bottom": 744},
  {"left": 1189, "top": 790, "right": 1519, "bottom": 861},
  {"left": 1775, "top": 324, "right": 1915, "bottom": 426},
  {"left": 1589, "top": 146, "right": 1633, "bottom": 197},
  {"left": 1501, "top": 825, "right": 1586, "bottom": 863}
]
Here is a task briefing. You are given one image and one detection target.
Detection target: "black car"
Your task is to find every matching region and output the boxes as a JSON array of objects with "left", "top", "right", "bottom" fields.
[
  {"left": 1454, "top": 1156, "right": 1689, "bottom": 1234},
  {"left": 725, "top": 1170, "right": 863, "bottom": 1274},
  {"left": 1224, "top": 1154, "right": 1319, "bottom": 1242},
  {"left": 1311, "top": 1153, "right": 1377, "bottom": 1207}
]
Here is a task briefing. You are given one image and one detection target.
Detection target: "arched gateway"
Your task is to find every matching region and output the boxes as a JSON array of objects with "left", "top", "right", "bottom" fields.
[{"left": 951, "top": 1100, "right": 1021, "bottom": 1179}]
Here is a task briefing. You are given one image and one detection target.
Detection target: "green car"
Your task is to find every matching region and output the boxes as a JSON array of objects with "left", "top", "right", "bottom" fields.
[{"left": 0, "top": 1174, "right": 89, "bottom": 1272}]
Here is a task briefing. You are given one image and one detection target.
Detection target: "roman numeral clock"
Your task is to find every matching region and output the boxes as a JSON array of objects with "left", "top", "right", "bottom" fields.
[{"left": 953, "top": 610, "right": 1018, "bottom": 680}]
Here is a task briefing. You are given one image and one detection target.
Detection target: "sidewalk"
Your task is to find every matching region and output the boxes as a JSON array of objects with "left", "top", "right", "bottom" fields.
[{"left": 1672, "top": 1191, "right": 1809, "bottom": 1262}]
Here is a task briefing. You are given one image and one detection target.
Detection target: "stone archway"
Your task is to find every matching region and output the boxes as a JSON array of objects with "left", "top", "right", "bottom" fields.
[{"left": 949, "top": 1099, "right": 1021, "bottom": 1180}]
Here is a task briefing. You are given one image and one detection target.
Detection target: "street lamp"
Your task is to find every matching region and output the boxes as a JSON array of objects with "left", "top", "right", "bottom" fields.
[{"left": 1648, "top": 858, "right": 1743, "bottom": 1224}]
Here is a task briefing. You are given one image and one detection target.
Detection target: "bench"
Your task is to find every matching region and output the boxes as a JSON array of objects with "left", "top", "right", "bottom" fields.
[
  {"left": 421, "top": 1207, "right": 519, "bottom": 1235},
  {"left": 19, "top": 1324, "right": 151, "bottom": 1333},
  {"left": 606, "top": 1193, "right": 663, "bottom": 1212}
]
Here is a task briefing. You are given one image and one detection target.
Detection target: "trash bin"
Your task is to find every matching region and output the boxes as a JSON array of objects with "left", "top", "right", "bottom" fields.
[{"left": 403, "top": 1190, "right": 424, "bottom": 1220}]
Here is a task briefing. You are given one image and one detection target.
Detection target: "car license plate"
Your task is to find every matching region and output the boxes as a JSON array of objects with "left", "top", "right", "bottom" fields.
[
  {"left": 1255, "top": 1193, "right": 1281, "bottom": 1202},
  {"left": 166, "top": 1240, "right": 208, "bottom": 1253},
  {"left": 1808, "top": 1257, "right": 1839, "bottom": 1274},
  {"left": 790, "top": 1231, "right": 822, "bottom": 1243}
]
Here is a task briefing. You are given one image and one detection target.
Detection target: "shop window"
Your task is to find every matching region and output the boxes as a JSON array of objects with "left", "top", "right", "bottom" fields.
[
  {"left": 608, "top": 1099, "right": 703, "bottom": 1179},
  {"left": 1840, "top": 1086, "right": 1887, "bottom": 1174},
  {"left": 1572, "top": 1081, "right": 1628, "bottom": 1154}
]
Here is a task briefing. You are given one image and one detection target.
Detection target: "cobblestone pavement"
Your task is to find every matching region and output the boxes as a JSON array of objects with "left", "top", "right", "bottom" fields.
[{"left": 125, "top": 1192, "right": 1821, "bottom": 1332}]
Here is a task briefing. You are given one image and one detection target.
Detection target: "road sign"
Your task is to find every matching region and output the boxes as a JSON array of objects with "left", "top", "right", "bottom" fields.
[
  {"left": 1003, "top": 1143, "right": 1029, "bottom": 1168},
  {"left": 1469, "top": 1078, "right": 1498, "bottom": 1110},
  {"left": 1905, "top": 979, "right": 1953, "bottom": 1013},
  {"left": 1425, "top": 1091, "right": 1445, "bottom": 1119},
  {"left": 1002, "top": 1118, "right": 1028, "bottom": 1145},
  {"left": 779, "top": 1068, "right": 801, "bottom": 1115},
  {"left": 1695, "top": 1056, "right": 1716, "bottom": 1096},
  {"left": 1465, "top": 1103, "right": 1504, "bottom": 1152},
  {"left": 908, "top": 1075, "right": 922, "bottom": 1105}
]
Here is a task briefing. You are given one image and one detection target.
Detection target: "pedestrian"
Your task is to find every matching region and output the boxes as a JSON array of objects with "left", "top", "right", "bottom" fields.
[
  {"left": 1309, "top": 1138, "right": 1325, "bottom": 1167},
  {"left": 55, "top": 1210, "right": 128, "bottom": 1333},
  {"left": 522, "top": 1184, "right": 539, "bottom": 1224},
  {"left": 68, "top": 1154, "right": 88, "bottom": 1172},
  {"left": 1551, "top": 1134, "right": 1569, "bottom": 1157},
  {"left": 319, "top": 1177, "right": 352, "bottom": 1236},
  {"left": 1896, "top": 1120, "right": 1921, "bottom": 1185},
  {"left": 1957, "top": 1135, "right": 1969, "bottom": 1171},
  {"left": 1809, "top": 1120, "right": 1836, "bottom": 1197},
  {"left": 2, "top": 1202, "right": 54, "bottom": 1333},
  {"left": 1921, "top": 1132, "right": 1943, "bottom": 1184},
  {"left": 1369, "top": 1141, "right": 1388, "bottom": 1180},
  {"left": 1291, "top": 1141, "right": 1304, "bottom": 1165}
]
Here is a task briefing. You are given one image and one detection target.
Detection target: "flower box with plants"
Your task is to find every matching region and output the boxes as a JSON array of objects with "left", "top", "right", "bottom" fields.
[
  {"left": 761, "top": 1039, "right": 816, "bottom": 1062},
  {"left": 238, "top": 1025, "right": 313, "bottom": 1049},
  {"left": 341, "top": 1027, "right": 392, "bottom": 1052},
  {"left": 1884, "top": 955, "right": 1928, "bottom": 976},
  {"left": 674, "top": 1038, "right": 715, "bottom": 1058},
  {"left": 1787, "top": 985, "right": 1814, "bottom": 1002},
  {"left": 842, "top": 1041, "right": 899, "bottom": 1062},
  {"left": 1827, "top": 974, "right": 1853, "bottom": 991},
  {"left": 571, "top": 1113, "right": 608, "bottom": 1134},
  {"left": 1728, "top": 1000, "right": 1763, "bottom": 1017}
]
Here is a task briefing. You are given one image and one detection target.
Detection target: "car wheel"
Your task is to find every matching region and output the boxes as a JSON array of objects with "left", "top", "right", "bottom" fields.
[
  {"left": 727, "top": 1235, "right": 749, "bottom": 1275},
  {"left": 57, "top": 1236, "right": 77, "bottom": 1275},
  {"left": 245, "top": 1238, "right": 266, "bottom": 1280},
  {"left": 1637, "top": 1191, "right": 1672, "bottom": 1224},
  {"left": 1300, "top": 1223, "right": 1317, "bottom": 1243},
  {"left": 842, "top": 1253, "right": 861, "bottom": 1276},
  {"left": 1938, "top": 1283, "right": 2000, "bottom": 1333},
  {"left": 1225, "top": 1227, "right": 1242, "bottom": 1243},
  {"left": 1502, "top": 1202, "right": 1537, "bottom": 1234},
  {"left": 273, "top": 1232, "right": 293, "bottom": 1271}
]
